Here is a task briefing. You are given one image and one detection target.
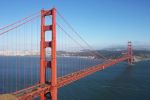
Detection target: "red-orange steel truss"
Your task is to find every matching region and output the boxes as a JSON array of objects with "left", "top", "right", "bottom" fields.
[{"left": 40, "top": 8, "right": 57, "bottom": 100}]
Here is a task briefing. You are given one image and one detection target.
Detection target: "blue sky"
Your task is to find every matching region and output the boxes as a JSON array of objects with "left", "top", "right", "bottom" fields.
[{"left": 0, "top": 0, "right": 150, "bottom": 49}]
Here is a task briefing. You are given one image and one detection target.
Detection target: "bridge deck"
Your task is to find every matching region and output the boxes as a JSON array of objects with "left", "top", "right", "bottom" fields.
[{"left": 1, "top": 55, "right": 129, "bottom": 100}]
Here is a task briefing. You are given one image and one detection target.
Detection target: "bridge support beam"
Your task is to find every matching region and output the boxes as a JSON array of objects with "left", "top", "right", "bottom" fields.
[
  {"left": 40, "top": 8, "right": 57, "bottom": 100},
  {"left": 128, "top": 41, "right": 133, "bottom": 64}
]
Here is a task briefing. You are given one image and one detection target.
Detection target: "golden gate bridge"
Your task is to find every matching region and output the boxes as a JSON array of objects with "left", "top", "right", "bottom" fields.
[{"left": 0, "top": 8, "right": 133, "bottom": 100}]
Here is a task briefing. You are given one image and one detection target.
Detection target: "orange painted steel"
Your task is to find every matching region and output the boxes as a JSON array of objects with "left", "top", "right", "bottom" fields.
[
  {"left": 40, "top": 9, "right": 46, "bottom": 100},
  {"left": 128, "top": 41, "right": 133, "bottom": 64},
  {"left": 40, "top": 8, "right": 57, "bottom": 100},
  {"left": 0, "top": 8, "right": 133, "bottom": 100},
  {"left": 13, "top": 55, "right": 130, "bottom": 100},
  {"left": 51, "top": 8, "right": 57, "bottom": 100}
]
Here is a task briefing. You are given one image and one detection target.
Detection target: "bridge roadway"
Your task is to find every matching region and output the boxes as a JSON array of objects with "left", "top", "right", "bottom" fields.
[{"left": 7, "top": 55, "right": 130, "bottom": 100}]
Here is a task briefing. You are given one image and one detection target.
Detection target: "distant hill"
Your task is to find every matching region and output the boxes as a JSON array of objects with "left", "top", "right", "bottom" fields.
[{"left": 57, "top": 49, "right": 150, "bottom": 61}]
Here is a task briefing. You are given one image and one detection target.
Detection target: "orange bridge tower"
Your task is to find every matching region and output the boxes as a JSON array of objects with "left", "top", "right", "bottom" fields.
[{"left": 40, "top": 8, "right": 57, "bottom": 100}]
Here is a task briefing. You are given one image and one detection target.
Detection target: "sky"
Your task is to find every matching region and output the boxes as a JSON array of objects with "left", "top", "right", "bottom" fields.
[{"left": 0, "top": 0, "right": 150, "bottom": 49}]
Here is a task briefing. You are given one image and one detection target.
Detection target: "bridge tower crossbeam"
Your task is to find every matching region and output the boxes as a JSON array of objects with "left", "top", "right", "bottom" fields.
[{"left": 40, "top": 8, "right": 57, "bottom": 100}]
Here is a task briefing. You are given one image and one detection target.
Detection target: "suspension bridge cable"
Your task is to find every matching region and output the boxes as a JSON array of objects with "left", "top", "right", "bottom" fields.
[
  {"left": 57, "top": 23, "right": 106, "bottom": 60},
  {"left": 0, "top": 15, "right": 40, "bottom": 36},
  {"left": 56, "top": 10, "right": 108, "bottom": 60},
  {"left": 0, "top": 10, "right": 52, "bottom": 36},
  {"left": 0, "top": 11, "right": 40, "bottom": 31}
]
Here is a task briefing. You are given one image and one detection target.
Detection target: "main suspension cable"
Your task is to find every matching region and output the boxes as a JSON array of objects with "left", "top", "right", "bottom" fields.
[
  {"left": 57, "top": 23, "right": 107, "bottom": 60},
  {"left": 56, "top": 10, "right": 108, "bottom": 60},
  {"left": 0, "top": 11, "right": 40, "bottom": 31},
  {"left": 0, "top": 15, "right": 40, "bottom": 36},
  {"left": 0, "top": 10, "right": 52, "bottom": 36}
]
